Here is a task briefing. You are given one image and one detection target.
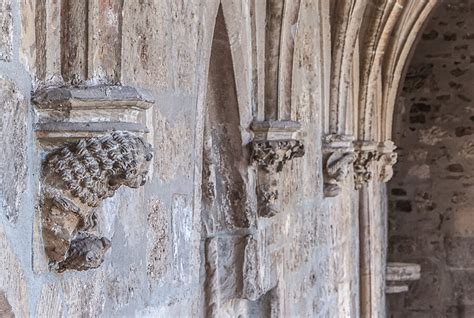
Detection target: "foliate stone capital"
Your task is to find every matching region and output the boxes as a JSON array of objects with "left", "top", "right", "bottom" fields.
[
  {"left": 251, "top": 139, "right": 305, "bottom": 172},
  {"left": 251, "top": 121, "right": 305, "bottom": 217},
  {"left": 377, "top": 140, "right": 398, "bottom": 183},
  {"left": 323, "top": 134, "right": 356, "bottom": 197},
  {"left": 353, "top": 141, "right": 379, "bottom": 190}
]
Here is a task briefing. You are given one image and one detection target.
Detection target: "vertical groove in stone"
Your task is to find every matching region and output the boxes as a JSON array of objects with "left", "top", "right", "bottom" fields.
[
  {"left": 264, "top": 0, "right": 284, "bottom": 120},
  {"left": 204, "top": 238, "right": 220, "bottom": 318},
  {"left": 61, "top": 0, "right": 88, "bottom": 82},
  {"left": 329, "top": 0, "right": 368, "bottom": 135},
  {"left": 87, "top": 0, "right": 124, "bottom": 83}
]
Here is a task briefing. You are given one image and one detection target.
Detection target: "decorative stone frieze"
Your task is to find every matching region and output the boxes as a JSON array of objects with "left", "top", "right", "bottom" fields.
[
  {"left": 353, "top": 141, "right": 379, "bottom": 190},
  {"left": 33, "top": 85, "right": 154, "bottom": 272},
  {"left": 377, "top": 140, "right": 398, "bottom": 183},
  {"left": 323, "top": 134, "right": 357, "bottom": 197},
  {"left": 251, "top": 121, "right": 304, "bottom": 217}
]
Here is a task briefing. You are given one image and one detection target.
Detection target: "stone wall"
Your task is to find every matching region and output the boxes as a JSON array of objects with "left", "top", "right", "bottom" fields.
[
  {"left": 388, "top": 1, "right": 474, "bottom": 317},
  {"left": 0, "top": 1, "right": 360, "bottom": 317},
  {"left": 0, "top": 0, "right": 444, "bottom": 317}
]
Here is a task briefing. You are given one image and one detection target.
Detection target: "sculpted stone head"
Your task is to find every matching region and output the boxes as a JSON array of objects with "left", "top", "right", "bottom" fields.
[{"left": 41, "top": 131, "right": 153, "bottom": 271}]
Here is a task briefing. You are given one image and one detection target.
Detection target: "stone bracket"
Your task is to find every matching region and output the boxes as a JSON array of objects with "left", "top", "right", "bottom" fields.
[
  {"left": 323, "top": 134, "right": 356, "bottom": 197},
  {"left": 32, "top": 84, "right": 154, "bottom": 272},
  {"left": 251, "top": 121, "right": 304, "bottom": 217}
]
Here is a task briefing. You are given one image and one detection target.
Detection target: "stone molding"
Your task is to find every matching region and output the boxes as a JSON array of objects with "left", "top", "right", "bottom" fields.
[
  {"left": 32, "top": 85, "right": 154, "bottom": 142},
  {"left": 251, "top": 121, "right": 304, "bottom": 217},
  {"left": 323, "top": 134, "right": 356, "bottom": 197},
  {"left": 32, "top": 85, "right": 154, "bottom": 272}
]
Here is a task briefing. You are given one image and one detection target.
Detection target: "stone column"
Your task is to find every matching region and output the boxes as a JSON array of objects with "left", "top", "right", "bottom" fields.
[{"left": 357, "top": 139, "right": 398, "bottom": 317}]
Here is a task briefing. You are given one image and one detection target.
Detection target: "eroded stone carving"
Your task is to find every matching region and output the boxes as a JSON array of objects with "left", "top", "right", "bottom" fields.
[
  {"left": 323, "top": 134, "right": 357, "bottom": 197},
  {"left": 40, "top": 131, "right": 152, "bottom": 272},
  {"left": 252, "top": 139, "right": 304, "bottom": 217},
  {"left": 250, "top": 121, "right": 304, "bottom": 217},
  {"left": 353, "top": 142, "right": 378, "bottom": 190},
  {"left": 378, "top": 141, "right": 398, "bottom": 182}
]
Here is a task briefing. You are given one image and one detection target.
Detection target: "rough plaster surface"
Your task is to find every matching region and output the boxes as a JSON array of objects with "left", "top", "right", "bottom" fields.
[{"left": 388, "top": 1, "right": 474, "bottom": 317}]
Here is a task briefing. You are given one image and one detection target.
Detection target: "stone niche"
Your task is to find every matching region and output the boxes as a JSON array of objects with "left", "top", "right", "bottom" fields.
[{"left": 32, "top": 85, "right": 154, "bottom": 272}]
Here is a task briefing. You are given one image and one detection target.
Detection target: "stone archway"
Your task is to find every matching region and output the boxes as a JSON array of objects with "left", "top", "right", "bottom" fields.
[{"left": 388, "top": 1, "right": 474, "bottom": 316}]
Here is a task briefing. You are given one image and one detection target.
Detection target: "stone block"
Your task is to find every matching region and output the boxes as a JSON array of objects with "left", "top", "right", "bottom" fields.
[
  {"left": 146, "top": 199, "right": 170, "bottom": 284},
  {"left": 0, "top": 227, "right": 28, "bottom": 317},
  {"left": 451, "top": 207, "right": 474, "bottom": 237},
  {"left": 35, "top": 284, "right": 63, "bottom": 317},
  {"left": 171, "top": 194, "right": 195, "bottom": 284},
  {"left": 0, "top": 78, "right": 27, "bottom": 223},
  {"left": 452, "top": 271, "right": 474, "bottom": 304},
  {"left": 445, "top": 237, "right": 474, "bottom": 268},
  {"left": 446, "top": 305, "right": 474, "bottom": 318},
  {"left": 0, "top": 0, "right": 12, "bottom": 61}
]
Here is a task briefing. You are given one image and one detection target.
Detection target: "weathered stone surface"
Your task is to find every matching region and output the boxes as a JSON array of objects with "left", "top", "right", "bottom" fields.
[
  {"left": 171, "top": 194, "right": 195, "bottom": 285},
  {"left": 39, "top": 132, "right": 153, "bottom": 272},
  {"left": 388, "top": 1, "right": 474, "bottom": 315},
  {"left": 0, "top": 78, "right": 27, "bottom": 223},
  {"left": 61, "top": 272, "right": 107, "bottom": 317},
  {"left": 0, "top": 291, "right": 14, "bottom": 318},
  {"left": 0, "top": 0, "right": 12, "bottom": 61},
  {"left": 35, "top": 283, "right": 64, "bottom": 317},
  {"left": 146, "top": 199, "right": 170, "bottom": 284},
  {"left": 0, "top": 226, "right": 28, "bottom": 317},
  {"left": 153, "top": 109, "right": 194, "bottom": 182},
  {"left": 0, "top": 0, "right": 448, "bottom": 317}
]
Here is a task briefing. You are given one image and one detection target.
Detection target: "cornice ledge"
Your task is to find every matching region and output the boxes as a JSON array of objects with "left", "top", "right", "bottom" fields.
[
  {"left": 32, "top": 85, "right": 154, "bottom": 111},
  {"left": 32, "top": 84, "right": 154, "bottom": 143}
]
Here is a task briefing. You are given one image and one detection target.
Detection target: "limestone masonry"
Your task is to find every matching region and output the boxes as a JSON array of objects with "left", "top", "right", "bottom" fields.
[{"left": 2, "top": 0, "right": 471, "bottom": 317}]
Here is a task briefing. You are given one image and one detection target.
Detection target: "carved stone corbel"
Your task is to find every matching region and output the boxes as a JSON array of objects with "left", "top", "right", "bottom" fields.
[
  {"left": 377, "top": 140, "right": 398, "bottom": 183},
  {"left": 33, "top": 85, "right": 154, "bottom": 272},
  {"left": 323, "top": 134, "right": 357, "bottom": 197},
  {"left": 353, "top": 141, "right": 379, "bottom": 190},
  {"left": 251, "top": 121, "right": 304, "bottom": 217}
]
